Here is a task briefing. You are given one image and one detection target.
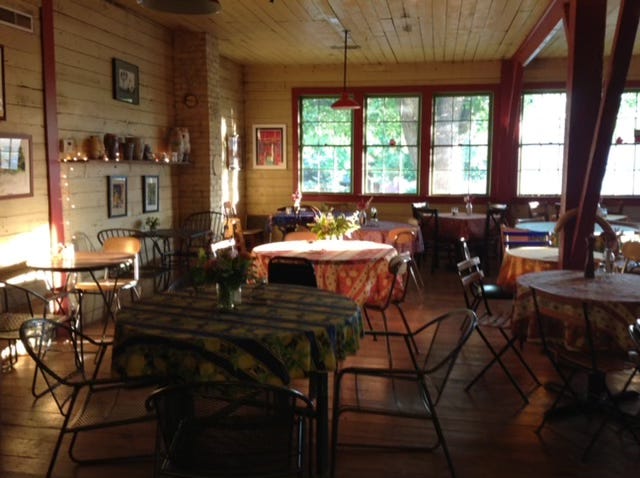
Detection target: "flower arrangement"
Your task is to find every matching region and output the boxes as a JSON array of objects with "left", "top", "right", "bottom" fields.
[
  {"left": 357, "top": 196, "right": 373, "bottom": 211},
  {"left": 145, "top": 216, "right": 159, "bottom": 231},
  {"left": 292, "top": 189, "right": 302, "bottom": 209},
  {"left": 191, "top": 247, "right": 253, "bottom": 290},
  {"left": 310, "top": 210, "right": 360, "bottom": 239}
]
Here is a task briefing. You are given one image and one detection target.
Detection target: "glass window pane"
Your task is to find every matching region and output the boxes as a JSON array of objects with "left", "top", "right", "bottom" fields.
[
  {"left": 363, "top": 95, "right": 420, "bottom": 195},
  {"left": 430, "top": 94, "right": 490, "bottom": 195},
  {"left": 300, "top": 97, "right": 353, "bottom": 194}
]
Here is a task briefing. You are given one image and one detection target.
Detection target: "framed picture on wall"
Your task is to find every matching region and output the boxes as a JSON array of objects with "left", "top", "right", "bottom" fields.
[
  {"left": 112, "top": 58, "right": 139, "bottom": 105},
  {"left": 0, "top": 45, "right": 5, "bottom": 120},
  {"left": 253, "top": 125, "right": 286, "bottom": 169},
  {"left": 143, "top": 175, "right": 159, "bottom": 213},
  {"left": 108, "top": 175, "right": 127, "bottom": 218},
  {"left": 0, "top": 134, "right": 33, "bottom": 199}
]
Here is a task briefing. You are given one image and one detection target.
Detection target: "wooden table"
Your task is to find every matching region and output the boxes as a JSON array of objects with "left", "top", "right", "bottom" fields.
[
  {"left": 252, "top": 240, "right": 398, "bottom": 306},
  {"left": 112, "top": 283, "right": 363, "bottom": 476}
]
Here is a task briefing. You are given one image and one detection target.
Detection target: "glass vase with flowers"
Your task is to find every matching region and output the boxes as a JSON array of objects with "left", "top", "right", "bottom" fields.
[
  {"left": 310, "top": 209, "right": 360, "bottom": 240},
  {"left": 191, "top": 247, "right": 253, "bottom": 310}
]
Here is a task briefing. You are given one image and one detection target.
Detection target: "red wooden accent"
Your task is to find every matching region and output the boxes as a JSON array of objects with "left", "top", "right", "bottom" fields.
[
  {"left": 571, "top": 0, "right": 640, "bottom": 255},
  {"left": 493, "top": 60, "right": 523, "bottom": 203},
  {"left": 513, "top": 0, "right": 568, "bottom": 66},
  {"left": 41, "top": 1, "right": 64, "bottom": 245},
  {"left": 559, "top": 0, "right": 606, "bottom": 270}
]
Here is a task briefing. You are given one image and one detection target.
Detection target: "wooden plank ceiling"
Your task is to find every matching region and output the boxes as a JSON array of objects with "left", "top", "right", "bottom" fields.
[{"left": 110, "top": 0, "right": 636, "bottom": 66}]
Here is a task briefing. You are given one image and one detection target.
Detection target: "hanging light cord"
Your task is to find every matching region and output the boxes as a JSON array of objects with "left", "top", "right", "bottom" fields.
[{"left": 341, "top": 30, "right": 349, "bottom": 91}]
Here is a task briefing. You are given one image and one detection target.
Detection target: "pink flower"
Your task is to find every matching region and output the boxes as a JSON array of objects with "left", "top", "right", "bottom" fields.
[
  {"left": 357, "top": 196, "right": 373, "bottom": 211},
  {"left": 292, "top": 189, "right": 302, "bottom": 207}
]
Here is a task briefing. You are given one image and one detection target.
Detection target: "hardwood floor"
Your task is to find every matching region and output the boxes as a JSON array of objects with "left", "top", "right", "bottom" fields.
[{"left": 1, "top": 264, "right": 639, "bottom": 477}]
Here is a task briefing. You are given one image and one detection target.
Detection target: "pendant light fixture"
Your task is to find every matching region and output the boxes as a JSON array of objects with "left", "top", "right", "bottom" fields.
[
  {"left": 331, "top": 30, "right": 360, "bottom": 110},
  {"left": 136, "top": 0, "right": 222, "bottom": 15}
]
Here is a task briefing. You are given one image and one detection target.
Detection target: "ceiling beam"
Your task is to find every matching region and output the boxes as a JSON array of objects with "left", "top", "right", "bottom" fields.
[{"left": 512, "top": 0, "right": 568, "bottom": 66}]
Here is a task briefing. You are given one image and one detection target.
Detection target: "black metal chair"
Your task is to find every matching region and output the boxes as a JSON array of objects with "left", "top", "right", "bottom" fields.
[
  {"left": 19, "top": 318, "right": 157, "bottom": 478},
  {"left": 169, "top": 211, "right": 228, "bottom": 270},
  {"left": 456, "top": 247, "right": 539, "bottom": 404},
  {"left": 145, "top": 380, "right": 315, "bottom": 477},
  {"left": 412, "top": 202, "right": 441, "bottom": 272},
  {"left": 267, "top": 256, "right": 317, "bottom": 288},
  {"left": 481, "top": 203, "right": 509, "bottom": 274},
  {"left": 331, "top": 308, "right": 477, "bottom": 478},
  {"left": 363, "top": 254, "right": 417, "bottom": 367}
]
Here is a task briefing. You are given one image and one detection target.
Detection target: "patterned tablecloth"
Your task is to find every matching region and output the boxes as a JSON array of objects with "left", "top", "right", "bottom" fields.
[
  {"left": 348, "top": 220, "right": 424, "bottom": 253},
  {"left": 496, "top": 246, "right": 560, "bottom": 293},
  {"left": 252, "top": 240, "right": 398, "bottom": 306},
  {"left": 112, "top": 283, "right": 363, "bottom": 385},
  {"left": 513, "top": 269, "right": 640, "bottom": 354}
]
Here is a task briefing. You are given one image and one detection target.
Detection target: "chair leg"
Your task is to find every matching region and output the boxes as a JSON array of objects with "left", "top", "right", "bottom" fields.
[
  {"left": 498, "top": 328, "right": 540, "bottom": 385},
  {"left": 394, "top": 303, "right": 419, "bottom": 356},
  {"left": 466, "top": 327, "right": 530, "bottom": 404}
]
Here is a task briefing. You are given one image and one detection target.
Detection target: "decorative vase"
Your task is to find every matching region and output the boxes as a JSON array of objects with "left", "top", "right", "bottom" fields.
[
  {"left": 358, "top": 210, "right": 367, "bottom": 226},
  {"left": 465, "top": 202, "right": 473, "bottom": 215},
  {"left": 216, "top": 283, "right": 241, "bottom": 310}
]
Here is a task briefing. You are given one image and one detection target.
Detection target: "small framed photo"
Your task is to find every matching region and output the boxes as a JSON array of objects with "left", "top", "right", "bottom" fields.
[
  {"left": 0, "top": 45, "right": 5, "bottom": 120},
  {"left": 0, "top": 133, "right": 33, "bottom": 199},
  {"left": 112, "top": 58, "right": 139, "bottom": 105},
  {"left": 253, "top": 125, "right": 286, "bottom": 169},
  {"left": 108, "top": 175, "right": 127, "bottom": 218},
  {"left": 143, "top": 175, "right": 159, "bottom": 213}
]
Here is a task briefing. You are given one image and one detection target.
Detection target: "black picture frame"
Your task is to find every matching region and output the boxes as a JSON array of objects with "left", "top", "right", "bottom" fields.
[
  {"left": 0, "top": 45, "right": 5, "bottom": 120},
  {"left": 108, "top": 175, "right": 127, "bottom": 218},
  {"left": 112, "top": 58, "right": 139, "bottom": 105},
  {"left": 143, "top": 175, "right": 159, "bottom": 213},
  {"left": 0, "top": 133, "right": 33, "bottom": 199}
]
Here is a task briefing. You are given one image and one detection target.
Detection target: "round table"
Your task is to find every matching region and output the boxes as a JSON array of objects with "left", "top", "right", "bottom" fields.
[
  {"left": 252, "top": 240, "right": 397, "bottom": 306},
  {"left": 514, "top": 269, "right": 640, "bottom": 353}
]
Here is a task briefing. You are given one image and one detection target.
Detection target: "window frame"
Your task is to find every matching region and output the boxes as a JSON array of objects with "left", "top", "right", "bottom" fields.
[{"left": 292, "top": 84, "right": 499, "bottom": 204}]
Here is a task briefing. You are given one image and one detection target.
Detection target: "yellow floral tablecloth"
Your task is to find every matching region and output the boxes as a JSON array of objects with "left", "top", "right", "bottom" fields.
[
  {"left": 112, "top": 283, "right": 363, "bottom": 385},
  {"left": 513, "top": 270, "right": 640, "bottom": 354},
  {"left": 252, "top": 240, "right": 398, "bottom": 306}
]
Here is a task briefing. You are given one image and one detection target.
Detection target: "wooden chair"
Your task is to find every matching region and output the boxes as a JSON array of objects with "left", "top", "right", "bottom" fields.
[
  {"left": 388, "top": 227, "right": 423, "bottom": 291},
  {"left": 621, "top": 241, "right": 640, "bottom": 273},
  {"left": 223, "top": 201, "right": 266, "bottom": 252},
  {"left": 284, "top": 230, "right": 318, "bottom": 241}
]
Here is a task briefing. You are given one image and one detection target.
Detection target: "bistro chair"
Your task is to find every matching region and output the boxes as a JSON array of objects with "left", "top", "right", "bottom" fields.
[
  {"left": 146, "top": 380, "right": 315, "bottom": 478},
  {"left": 284, "top": 230, "right": 318, "bottom": 241},
  {"left": 19, "top": 318, "right": 157, "bottom": 478},
  {"left": 168, "top": 210, "right": 227, "bottom": 270},
  {"left": 456, "top": 245, "right": 539, "bottom": 404},
  {"left": 531, "top": 290, "right": 639, "bottom": 460},
  {"left": 97, "top": 227, "right": 171, "bottom": 292},
  {"left": 388, "top": 227, "right": 424, "bottom": 291},
  {"left": 481, "top": 203, "right": 509, "bottom": 274},
  {"left": 73, "top": 236, "right": 141, "bottom": 341},
  {"left": 0, "top": 262, "right": 67, "bottom": 374},
  {"left": 331, "top": 308, "right": 477, "bottom": 478},
  {"left": 412, "top": 202, "right": 441, "bottom": 272},
  {"left": 363, "top": 254, "right": 417, "bottom": 367},
  {"left": 268, "top": 256, "right": 317, "bottom": 288},
  {"left": 621, "top": 241, "right": 640, "bottom": 273}
]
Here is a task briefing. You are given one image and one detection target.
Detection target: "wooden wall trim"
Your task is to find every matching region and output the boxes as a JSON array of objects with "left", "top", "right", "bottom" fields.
[
  {"left": 513, "top": 0, "right": 568, "bottom": 66},
  {"left": 41, "top": 0, "right": 64, "bottom": 245}
]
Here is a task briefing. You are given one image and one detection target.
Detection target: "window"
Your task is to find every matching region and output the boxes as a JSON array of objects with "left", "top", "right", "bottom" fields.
[
  {"left": 518, "top": 92, "right": 566, "bottom": 196},
  {"left": 605, "top": 91, "right": 640, "bottom": 195},
  {"left": 364, "top": 96, "right": 420, "bottom": 194},
  {"left": 430, "top": 94, "right": 491, "bottom": 196},
  {"left": 518, "top": 90, "right": 640, "bottom": 197},
  {"left": 299, "top": 97, "right": 353, "bottom": 193}
]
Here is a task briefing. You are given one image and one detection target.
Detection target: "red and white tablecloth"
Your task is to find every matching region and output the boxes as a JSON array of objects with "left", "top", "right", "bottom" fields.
[{"left": 252, "top": 240, "right": 398, "bottom": 306}]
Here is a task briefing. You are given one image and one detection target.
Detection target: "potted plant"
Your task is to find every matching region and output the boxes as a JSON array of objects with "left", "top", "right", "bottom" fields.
[{"left": 145, "top": 216, "right": 159, "bottom": 231}]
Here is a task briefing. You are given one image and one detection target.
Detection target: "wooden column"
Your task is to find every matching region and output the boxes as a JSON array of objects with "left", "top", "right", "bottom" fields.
[
  {"left": 493, "top": 60, "right": 523, "bottom": 203},
  {"left": 559, "top": 0, "right": 606, "bottom": 269},
  {"left": 41, "top": 0, "right": 64, "bottom": 245},
  {"left": 570, "top": 0, "right": 640, "bottom": 257}
]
